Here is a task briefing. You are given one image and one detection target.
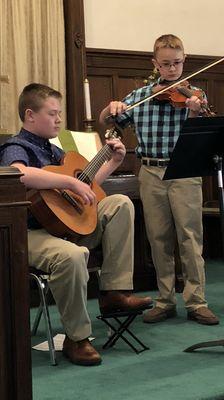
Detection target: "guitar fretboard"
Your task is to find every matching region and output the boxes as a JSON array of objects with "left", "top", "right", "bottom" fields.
[{"left": 78, "top": 144, "right": 113, "bottom": 183}]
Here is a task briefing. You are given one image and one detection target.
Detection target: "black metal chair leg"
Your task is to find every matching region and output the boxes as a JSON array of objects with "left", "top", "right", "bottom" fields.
[{"left": 30, "top": 273, "right": 57, "bottom": 366}]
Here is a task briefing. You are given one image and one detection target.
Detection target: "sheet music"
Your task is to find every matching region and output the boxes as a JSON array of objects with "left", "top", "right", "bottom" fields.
[
  {"left": 70, "top": 131, "right": 99, "bottom": 161},
  {"left": 50, "top": 130, "right": 102, "bottom": 161}
]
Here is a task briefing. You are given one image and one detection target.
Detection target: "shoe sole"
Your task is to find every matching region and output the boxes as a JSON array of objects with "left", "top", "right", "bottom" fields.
[
  {"left": 187, "top": 315, "right": 219, "bottom": 325},
  {"left": 62, "top": 350, "right": 102, "bottom": 366},
  {"left": 143, "top": 310, "right": 177, "bottom": 324}
]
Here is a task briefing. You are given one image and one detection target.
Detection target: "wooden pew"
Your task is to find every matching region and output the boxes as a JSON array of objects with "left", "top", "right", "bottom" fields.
[{"left": 0, "top": 167, "right": 32, "bottom": 400}]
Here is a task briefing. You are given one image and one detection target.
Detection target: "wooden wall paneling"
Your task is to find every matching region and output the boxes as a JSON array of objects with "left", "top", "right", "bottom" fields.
[
  {"left": 190, "top": 77, "right": 209, "bottom": 93},
  {"left": 213, "top": 78, "right": 224, "bottom": 115},
  {"left": 86, "top": 49, "right": 152, "bottom": 136},
  {"left": 115, "top": 75, "right": 145, "bottom": 100},
  {"left": 88, "top": 74, "right": 114, "bottom": 137},
  {"left": 86, "top": 49, "right": 152, "bottom": 71},
  {"left": 203, "top": 214, "right": 222, "bottom": 258},
  {"left": 133, "top": 199, "right": 156, "bottom": 291},
  {"left": 102, "top": 177, "right": 157, "bottom": 290},
  {"left": 63, "top": 0, "right": 86, "bottom": 131},
  {"left": 202, "top": 176, "right": 218, "bottom": 204}
]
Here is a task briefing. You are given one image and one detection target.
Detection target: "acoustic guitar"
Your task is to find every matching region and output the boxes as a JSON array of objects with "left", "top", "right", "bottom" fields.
[{"left": 27, "top": 129, "right": 118, "bottom": 237}]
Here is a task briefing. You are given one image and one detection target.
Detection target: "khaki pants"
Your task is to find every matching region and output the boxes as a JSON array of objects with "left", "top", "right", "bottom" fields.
[
  {"left": 139, "top": 165, "right": 207, "bottom": 311},
  {"left": 28, "top": 194, "right": 134, "bottom": 341}
]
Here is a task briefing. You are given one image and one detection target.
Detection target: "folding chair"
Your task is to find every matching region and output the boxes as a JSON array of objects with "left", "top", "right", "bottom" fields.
[
  {"left": 30, "top": 268, "right": 57, "bottom": 366},
  {"left": 29, "top": 247, "right": 102, "bottom": 366}
]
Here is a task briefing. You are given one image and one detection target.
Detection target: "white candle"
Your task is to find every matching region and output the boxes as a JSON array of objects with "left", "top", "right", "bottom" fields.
[{"left": 84, "top": 78, "right": 92, "bottom": 120}]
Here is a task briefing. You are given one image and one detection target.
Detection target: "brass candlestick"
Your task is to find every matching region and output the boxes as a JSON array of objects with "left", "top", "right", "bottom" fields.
[{"left": 83, "top": 118, "right": 95, "bottom": 132}]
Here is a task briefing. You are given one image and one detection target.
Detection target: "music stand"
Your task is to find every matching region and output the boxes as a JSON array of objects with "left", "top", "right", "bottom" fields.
[{"left": 163, "top": 116, "right": 224, "bottom": 353}]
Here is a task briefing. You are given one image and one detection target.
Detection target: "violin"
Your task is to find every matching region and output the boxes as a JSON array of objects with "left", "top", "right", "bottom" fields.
[{"left": 152, "top": 80, "right": 216, "bottom": 117}]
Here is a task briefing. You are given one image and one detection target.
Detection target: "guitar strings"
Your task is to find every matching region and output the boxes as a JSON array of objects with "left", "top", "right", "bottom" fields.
[
  {"left": 78, "top": 144, "right": 112, "bottom": 182},
  {"left": 59, "top": 144, "right": 112, "bottom": 215},
  {"left": 60, "top": 144, "right": 112, "bottom": 212},
  {"left": 80, "top": 145, "right": 112, "bottom": 179}
]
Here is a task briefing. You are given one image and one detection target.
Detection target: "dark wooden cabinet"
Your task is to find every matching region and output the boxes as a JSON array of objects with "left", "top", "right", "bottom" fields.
[
  {"left": 0, "top": 168, "right": 32, "bottom": 400},
  {"left": 102, "top": 175, "right": 157, "bottom": 291}
]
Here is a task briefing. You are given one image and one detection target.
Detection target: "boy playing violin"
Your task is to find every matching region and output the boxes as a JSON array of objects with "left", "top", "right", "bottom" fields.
[{"left": 100, "top": 34, "right": 219, "bottom": 325}]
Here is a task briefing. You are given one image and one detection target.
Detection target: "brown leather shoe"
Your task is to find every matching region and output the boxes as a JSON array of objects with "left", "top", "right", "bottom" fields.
[
  {"left": 143, "top": 306, "right": 177, "bottom": 323},
  {"left": 99, "top": 291, "right": 153, "bottom": 314},
  {"left": 187, "top": 307, "right": 219, "bottom": 325},
  {"left": 62, "top": 336, "right": 102, "bottom": 366}
]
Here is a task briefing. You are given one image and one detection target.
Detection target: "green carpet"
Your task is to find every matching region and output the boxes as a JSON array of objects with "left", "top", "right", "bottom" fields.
[{"left": 31, "top": 260, "right": 224, "bottom": 400}]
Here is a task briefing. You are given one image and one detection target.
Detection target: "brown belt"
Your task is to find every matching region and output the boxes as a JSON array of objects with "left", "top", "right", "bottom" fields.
[{"left": 142, "top": 158, "right": 170, "bottom": 167}]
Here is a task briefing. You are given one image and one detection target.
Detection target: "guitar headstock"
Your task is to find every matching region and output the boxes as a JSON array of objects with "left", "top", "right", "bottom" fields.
[{"left": 105, "top": 126, "right": 122, "bottom": 140}]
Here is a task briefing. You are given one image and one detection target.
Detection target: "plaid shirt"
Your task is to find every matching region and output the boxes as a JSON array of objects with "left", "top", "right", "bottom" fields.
[{"left": 115, "top": 80, "right": 197, "bottom": 159}]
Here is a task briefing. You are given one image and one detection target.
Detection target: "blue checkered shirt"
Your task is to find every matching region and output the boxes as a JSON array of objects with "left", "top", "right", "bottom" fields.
[
  {"left": 115, "top": 81, "right": 198, "bottom": 158},
  {"left": 0, "top": 128, "right": 64, "bottom": 167},
  {"left": 0, "top": 128, "right": 64, "bottom": 229}
]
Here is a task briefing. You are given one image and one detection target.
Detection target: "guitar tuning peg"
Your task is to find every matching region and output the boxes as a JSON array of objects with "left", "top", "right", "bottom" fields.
[
  {"left": 105, "top": 122, "right": 123, "bottom": 140},
  {"left": 105, "top": 129, "right": 112, "bottom": 139},
  {"left": 105, "top": 127, "right": 117, "bottom": 139}
]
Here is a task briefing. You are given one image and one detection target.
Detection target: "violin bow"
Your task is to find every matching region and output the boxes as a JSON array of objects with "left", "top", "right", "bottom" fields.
[{"left": 106, "top": 56, "right": 224, "bottom": 118}]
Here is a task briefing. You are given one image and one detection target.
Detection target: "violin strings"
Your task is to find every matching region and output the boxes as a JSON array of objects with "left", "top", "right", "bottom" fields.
[{"left": 177, "top": 86, "right": 214, "bottom": 116}]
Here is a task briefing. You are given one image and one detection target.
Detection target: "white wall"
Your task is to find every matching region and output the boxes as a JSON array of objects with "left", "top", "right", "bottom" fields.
[{"left": 84, "top": 0, "right": 223, "bottom": 56}]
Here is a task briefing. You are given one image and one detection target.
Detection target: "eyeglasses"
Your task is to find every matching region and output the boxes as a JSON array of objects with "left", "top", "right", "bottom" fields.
[{"left": 157, "top": 60, "right": 184, "bottom": 70}]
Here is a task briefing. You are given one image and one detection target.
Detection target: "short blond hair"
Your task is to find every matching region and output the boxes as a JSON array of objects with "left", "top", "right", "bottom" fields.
[{"left": 153, "top": 34, "right": 184, "bottom": 56}]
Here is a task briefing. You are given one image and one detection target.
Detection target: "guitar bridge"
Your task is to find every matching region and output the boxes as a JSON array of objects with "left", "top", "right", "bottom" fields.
[{"left": 61, "top": 190, "right": 83, "bottom": 215}]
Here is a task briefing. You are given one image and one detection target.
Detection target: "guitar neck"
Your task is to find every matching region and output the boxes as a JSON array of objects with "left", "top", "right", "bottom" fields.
[{"left": 78, "top": 144, "right": 113, "bottom": 183}]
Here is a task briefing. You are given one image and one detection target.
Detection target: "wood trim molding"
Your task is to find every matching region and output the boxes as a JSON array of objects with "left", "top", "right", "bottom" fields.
[
  {"left": 86, "top": 48, "right": 223, "bottom": 73},
  {"left": 63, "top": 0, "right": 86, "bottom": 131}
]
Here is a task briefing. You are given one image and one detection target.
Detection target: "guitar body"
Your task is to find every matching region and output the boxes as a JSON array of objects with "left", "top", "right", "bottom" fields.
[{"left": 27, "top": 151, "right": 106, "bottom": 237}]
